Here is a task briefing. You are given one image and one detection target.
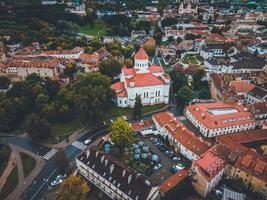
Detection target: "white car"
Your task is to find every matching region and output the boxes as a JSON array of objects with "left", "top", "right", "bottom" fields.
[
  {"left": 56, "top": 174, "right": 67, "bottom": 180},
  {"left": 153, "top": 164, "right": 162, "bottom": 171},
  {"left": 50, "top": 178, "right": 63, "bottom": 186},
  {"left": 83, "top": 139, "right": 92, "bottom": 145}
]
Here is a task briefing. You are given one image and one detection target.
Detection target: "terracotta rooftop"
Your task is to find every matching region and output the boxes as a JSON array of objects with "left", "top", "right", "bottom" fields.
[
  {"left": 153, "top": 112, "right": 210, "bottom": 157},
  {"left": 159, "top": 170, "right": 189, "bottom": 194},
  {"left": 229, "top": 80, "right": 255, "bottom": 93},
  {"left": 186, "top": 102, "right": 256, "bottom": 129},
  {"left": 131, "top": 120, "right": 154, "bottom": 132},
  {"left": 134, "top": 48, "right": 149, "bottom": 60},
  {"left": 125, "top": 73, "right": 166, "bottom": 87}
]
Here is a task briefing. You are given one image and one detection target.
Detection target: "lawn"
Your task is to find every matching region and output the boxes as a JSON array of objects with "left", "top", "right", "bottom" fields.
[
  {"left": 49, "top": 116, "right": 84, "bottom": 144},
  {"left": 0, "top": 166, "right": 18, "bottom": 199},
  {"left": 79, "top": 20, "right": 110, "bottom": 36},
  {"left": 182, "top": 55, "right": 203, "bottom": 65},
  {"left": 20, "top": 152, "right": 36, "bottom": 178},
  {"left": 0, "top": 145, "right": 11, "bottom": 177},
  {"left": 107, "top": 104, "right": 166, "bottom": 119}
]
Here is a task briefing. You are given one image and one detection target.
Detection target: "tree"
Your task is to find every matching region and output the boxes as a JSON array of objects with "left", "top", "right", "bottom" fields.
[
  {"left": 124, "top": 58, "right": 134, "bottom": 68},
  {"left": 134, "top": 95, "right": 142, "bottom": 119},
  {"left": 64, "top": 64, "right": 77, "bottom": 78},
  {"left": 74, "top": 72, "right": 114, "bottom": 125},
  {"left": 84, "top": 46, "right": 93, "bottom": 54},
  {"left": 22, "top": 113, "right": 51, "bottom": 140},
  {"left": 143, "top": 45, "right": 156, "bottom": 57},
  {"left": 0, "top": 76, "right": 10, "bottom": 89},
  {"left": 123, "top": 44, "right": 134, "bottom": 58},
  {"left": 111, "top": 117, "right": 134, "bottom": 146},
  {"left": 161, "top": 17, "right": 178, "bottom": 28},
  {"left": 178, "top": 86, "right": 193, "bottom": 104},
  {"left": 199, "top": 87, "right": 211, "bottom": 99},
  {"left": 55, "top": 149, "right": 68, "bottom": 173},
  {"left": 58, "top": 176, "right": 89, "bottom": 200},
  {"left": 254, "top": 49, "right": 259, "bottom": 57},
  {"left": 99, "top": 58, "right": 122, "bottom": 77},
  {"left": 192, "top": 68, "right": 206, "bottom": 90},
  {"left": 170, "top": 70, "right": 188, "bottom": 94}
]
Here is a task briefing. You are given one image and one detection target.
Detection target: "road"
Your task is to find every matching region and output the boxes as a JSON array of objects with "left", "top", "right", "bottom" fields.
[
  {"left": 4, "top": 127, "right": 109, "bottom": 200},
  {"left": 6, "top": 94, "right": 181, "bottom": 200}
]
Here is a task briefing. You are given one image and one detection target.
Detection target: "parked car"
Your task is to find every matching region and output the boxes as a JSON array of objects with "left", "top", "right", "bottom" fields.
[
  {"left": 51, "top": 178, "right": 63, "bottom": 186},
  {"left": 56, "top": 174, "right": 67, "bottom": 180},
  {"left": 83, "top": 138, "right": 92, "bottom": 145},
  {"left": 172, "top": 157, "right": 179, "bottom": 161},
  {"left": 153, "top": 164, "right": 162, "bottom": 171},
  {"left": 169, "top": 164, "right": 184, "bottom": 173}
]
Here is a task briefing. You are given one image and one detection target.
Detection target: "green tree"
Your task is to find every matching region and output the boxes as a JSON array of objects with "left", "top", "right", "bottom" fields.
[
  {"left": 134, "top": 95, "right": 142, "bottom": 119},
  {"left": 192, "top": 68, "right": 206, "bottom": 90},
  {"left": 84, "top": 46, "right": 93, "bottom": 54},
  {"left": 124, "top": 58, "right": 134, "bottom": 68},
  {"left": 22, "top": 113, "right": 51, "bottom": 140},
  {"left": 0, "top": 76, "right": 10, "bottom": 89},
  {"left": 74, "top": 72, "right": 114, "bottom": 125},
  {"left": 144, "top": 46, "right": 156, "bottom": 57},
  {"left": 170, "top": 70, "right": 188, "bottom": 94},
  {"left": 64, "top": 64, "right": 77, "bottom": 78},
  {"left": 111, "top": 117, "right": 134, "bottom": 146},
  {"left": 58, "top": 176, "right": 89, "bottom": 200},
  {"left": 55, "top": 149, "right": 68, "bottom": 173},
  {"left": 178, "top": 86, "right": 193, "bottom": 104},
  {"left": 123, "top": 44, "right": 134, "bottom": 58},
  {"left": 99, "top": 58, "right": 122, "bottom": 77},
  {"left": 199, "top": 87, "right": 211, "bottom": 99}
]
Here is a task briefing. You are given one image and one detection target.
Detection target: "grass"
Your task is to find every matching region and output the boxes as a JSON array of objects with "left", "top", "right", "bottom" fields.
[
  {"left": 182, "top": 55, "right": 203, "bottom": 65},
  {"left": 107, "top": 104, "right": 166, "bottom": 119},
  {"left": 49, "top": 116, "right": 84, "bottom": 144},
  {"left": 0, "top": 166, "right": 18, "bottom": 199},
  {"left": 0, "top": 145, "right": 11, "bottom": 177},
  {"left": 20, "top": 152, "right": 36, "bottom": 178},
  {"left": 79, "top": 20, "right": 110, "bottom": 36}
]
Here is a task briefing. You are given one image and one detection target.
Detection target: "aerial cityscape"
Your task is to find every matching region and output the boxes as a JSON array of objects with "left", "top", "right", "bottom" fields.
[{"left": 0, "top": 0, "right": 266, "bottom": 200}]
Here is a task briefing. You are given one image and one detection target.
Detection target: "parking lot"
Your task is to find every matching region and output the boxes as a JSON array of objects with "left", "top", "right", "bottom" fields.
[{"left": 140, "top": 136, "right": 191, "bottom": 185}]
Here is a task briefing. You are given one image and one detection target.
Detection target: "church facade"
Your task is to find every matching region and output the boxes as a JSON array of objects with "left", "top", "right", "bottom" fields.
[{"left": 111, "top": 48, "right": 170, "bottom": 108}]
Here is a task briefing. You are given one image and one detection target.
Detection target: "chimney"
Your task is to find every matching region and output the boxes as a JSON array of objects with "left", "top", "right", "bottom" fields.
[
  {"left": 128, "top": 174, "right": 132, "bottom": 184},
  {"left": 105, "top": 159, "right": 108, "bottom": 166},
  {"left": 110, "top": 164, "right": 114, "bottom": 174},
  {"left": 101, "top": 156, "right": 105, "bottom": 163},
  {"left": 86, "top": 150, "right": 90, "bottom": 158},
  {"left": 122, "top": 169, "right": 126, "bottom": 177},
  {"left": 130, "top": 81, "right": 135, "bottom": 87},
  {"left": 96, "top": 151, "right": 99, "bottom": 157}
]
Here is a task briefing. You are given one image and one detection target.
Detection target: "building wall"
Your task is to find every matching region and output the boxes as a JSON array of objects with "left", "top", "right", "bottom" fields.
[
  {"left": 16, "top": 67, "right": 55, "bottom": 79},
  {"left": 228, "top": 165, "right": 267, "bottom": 198},
  {"left": 185, "top": 108, "right": 256, "bottom": 137}
]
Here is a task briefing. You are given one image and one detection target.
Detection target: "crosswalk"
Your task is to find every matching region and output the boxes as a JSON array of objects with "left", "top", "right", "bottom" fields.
[
  {"left": 71, "top": 141, "right": 87, "bottom": 150},
  {"left": 43, "top": 148, "right": 58, "bottom": 160}
]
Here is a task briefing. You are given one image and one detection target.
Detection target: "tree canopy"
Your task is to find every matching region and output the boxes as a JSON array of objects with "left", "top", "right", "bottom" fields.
[
  {"left": 111, "top": 117, "right": 134, "bottom": 146},
  {"left": 58, "top": 176, "right": 89, "bottom": 200},
  {"left": 99, "top": 58, "right": 122, "bottom": 77}
]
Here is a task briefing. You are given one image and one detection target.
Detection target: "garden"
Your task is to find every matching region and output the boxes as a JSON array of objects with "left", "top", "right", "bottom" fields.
[
  {"left": 79, "top": 20, "right": 110, "bottom": 36},
  {"left": 181, "top": 55, "right": 204, "bottom": 65}
]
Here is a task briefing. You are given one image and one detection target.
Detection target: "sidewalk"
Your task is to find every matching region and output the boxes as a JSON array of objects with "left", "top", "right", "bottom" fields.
[
  {"left": 5, "top": 144, "right": 45, "bottom": 200},
  {"left": 0, "top": 145, "right": 15, "bottom": 190}
]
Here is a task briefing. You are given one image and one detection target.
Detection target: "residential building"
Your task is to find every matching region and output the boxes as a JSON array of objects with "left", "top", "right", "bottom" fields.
[
  {"left": 111, "top": 48, "right": 170, "bottom": 108},
  {"left": 178, "top": 2, "right": 197, "bottom": 15},
  {"left": 76, "top": 146, "right": 159, "bottom": 200},
  {"left": 40, "top": 47, "right": 84, "bottom": 59},
  {"left": 216, "top": 129, "right": 267, "bottom": 198},
  {"left": 246, "top": 86, "right": 267, "bottom": 104},
  {"left": 5, "top": 57, "right": 61, "bottom": 79},
  {"left": 200, "top": 44, "right": 226, "bottom": 59},
  {"left": 249, "top": 102, "right": 267, "bottom": 126},
  {"left": 152, "top": 112, "right": 210, "bottom": 161},
  {"left": 191, "top": 146, "right": 225, "bottom": 197},
  {"left": 185, "top": 102, "right": 256, "bottom": 137}
]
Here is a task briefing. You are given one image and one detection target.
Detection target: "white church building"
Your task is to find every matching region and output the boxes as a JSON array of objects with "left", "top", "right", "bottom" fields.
[{"left": 111, "top": 48, "right": 170, "bottom": 108}]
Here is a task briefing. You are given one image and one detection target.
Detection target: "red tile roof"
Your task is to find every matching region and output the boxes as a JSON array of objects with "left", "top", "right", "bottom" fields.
[
  {"left": 122, "top": 65, "right": 136, "bottom": 76},
  {"left": 131, "top": 120, "right": 154, "bottom": 132},
  {"left": 125, "top": 73, "right": 166, "bottom": 87},
  {"left": 186, "top": 102, "right": 256, "bottom": 129},
  {"left": 111, "top": 82, "right": 125, "bottom": 91},
  {"left": 159, "top": 170, "right": 189, "bottom": 194},
  {"left": 229, "top": 80, "right": 255, "bottom": 93},
  {"left": 134, "top": 48, "right": 149, "bottom": 60},
  {"left": 153, "top": 112, "right": 210, "bottom": 157},
  {"left": 148, "top": 64, "right": 163, "bottom": 73}
]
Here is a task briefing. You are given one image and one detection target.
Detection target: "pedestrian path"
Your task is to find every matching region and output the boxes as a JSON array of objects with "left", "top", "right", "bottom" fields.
[
  {"left": 43, "top": 148, "right": 58, "bottom": 160},
  {"left": 71, "top": 141, "right": 87, "bottom": 150}
]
